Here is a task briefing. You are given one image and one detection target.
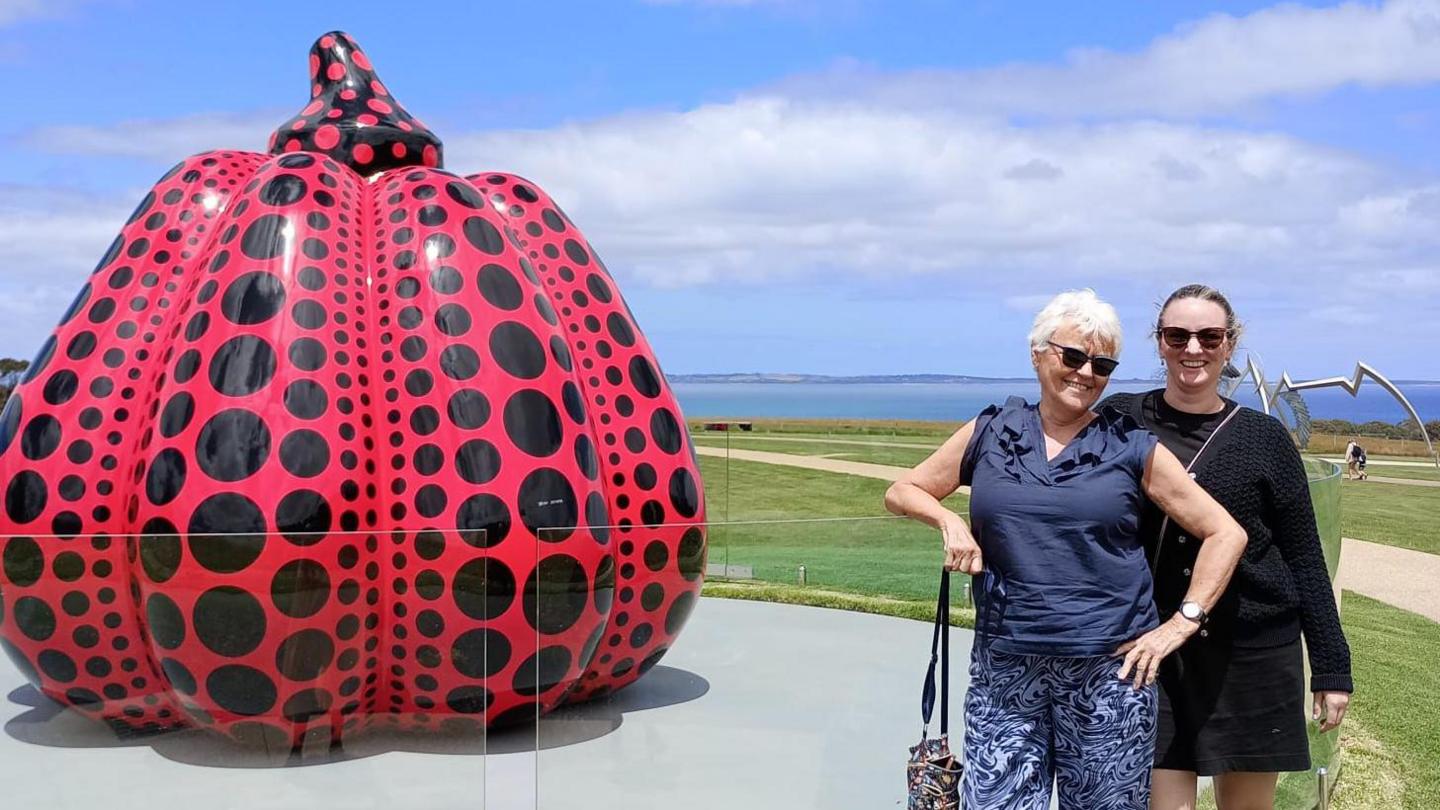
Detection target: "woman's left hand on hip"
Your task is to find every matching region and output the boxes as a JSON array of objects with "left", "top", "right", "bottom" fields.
[
  {"left": 1313, "top": 691, "right": 1350, "bottom": 733},
  {"left": 1113, "top": 619, "right": 1192, "bottom": 690}
]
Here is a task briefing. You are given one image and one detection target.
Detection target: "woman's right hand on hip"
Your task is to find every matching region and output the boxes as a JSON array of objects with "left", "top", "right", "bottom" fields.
[{"left": 941, "top": 514, "right": 984, "bottom": 574}]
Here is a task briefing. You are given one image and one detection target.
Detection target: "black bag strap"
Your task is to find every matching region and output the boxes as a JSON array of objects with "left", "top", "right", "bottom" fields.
[{"left": 920, "top": 569, "right": 951, "bottom": 736}]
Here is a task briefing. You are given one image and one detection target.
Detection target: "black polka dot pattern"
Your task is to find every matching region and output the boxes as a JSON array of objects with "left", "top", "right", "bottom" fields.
[
  {"left": 461, "top": 170, "right": 708, "bottom": 704},
  {"left": 266, "top": 32, "right": 442, "bottom": 175},
  {"left": 0, "top": 33, "right": 705, "bottom": 745}
]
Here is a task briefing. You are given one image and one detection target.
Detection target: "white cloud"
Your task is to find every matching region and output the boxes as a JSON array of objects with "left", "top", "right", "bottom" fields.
[
  {"left": 1003, "top": 159, "right": 1064, "bottom": 182},
  {"left": 1310, "top": 304, "right": 1380, "bottom": 326},
  {"left": 0, "top": 185, "right": 130, "bottom": 277},
  {"left": 16, "top": 93, "right": 1437, "bottom": 303},
  {"left": 0, "top": 0, "right": 104, "bottom": 27},
  {"left": 7, "top": 0, "right": 1440, "bottom": 372},
  {"left": 0, "top": 184, "right": 133, "bottom": 359},
  {"left": 1003, "top": 294, "right": 1057, "bottom": 313},
  {"left": 642, "top": 0, "right": 793, "bottom": 5},
  {"left": 27, "top": 110, "right": 280, "bottom": 161},
  {"left": 777, "top": 0, "right": 1440, "bottom": 118},
  {"left": 639, "top": 0, "right": 857, "bottom": 10},
  {"left": 442, "top": 96, "right": 1408, "bottom": 292}
]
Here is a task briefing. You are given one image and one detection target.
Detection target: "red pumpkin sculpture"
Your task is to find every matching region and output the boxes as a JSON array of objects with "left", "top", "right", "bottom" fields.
[{"left": 0, "top": 31, "right": 705, "bottom": 746}]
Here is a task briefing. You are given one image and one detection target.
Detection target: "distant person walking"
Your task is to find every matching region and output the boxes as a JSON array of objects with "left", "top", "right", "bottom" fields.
[
  {"left": 1344, "top": 437, "right": 1360, "bottom": 480},
  {"left": 885, "top": 289, "right": 1247, "bottom": 810},
  {"left": 1101, "top": 284, "right": 1353, "bottom": 810}
]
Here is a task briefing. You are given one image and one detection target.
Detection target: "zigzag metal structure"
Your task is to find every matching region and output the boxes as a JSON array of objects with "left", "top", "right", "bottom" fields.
[{"left": 1230, "top": 357, "right": 1438, "bottom": 466}]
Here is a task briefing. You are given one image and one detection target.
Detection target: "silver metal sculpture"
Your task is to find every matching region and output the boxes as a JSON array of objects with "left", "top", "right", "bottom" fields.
[{"left": 1224, "top": 355, "right": 1438, "bottom": 466}]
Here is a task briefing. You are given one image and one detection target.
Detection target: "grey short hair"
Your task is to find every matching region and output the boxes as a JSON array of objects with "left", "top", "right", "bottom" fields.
[{"left": 1027, "top": 289, "right": 1124, "bottom": 356}]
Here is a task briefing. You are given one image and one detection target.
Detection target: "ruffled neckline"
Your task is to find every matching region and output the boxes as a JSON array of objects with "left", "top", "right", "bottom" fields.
[{"left": 977, "top": 398, "right": 1146, "bottom": 485}]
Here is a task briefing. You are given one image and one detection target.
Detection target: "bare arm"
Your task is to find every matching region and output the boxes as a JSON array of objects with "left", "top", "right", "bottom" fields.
[
  {"left": 884, "top": 419, "right": 982, "bottom": 573},
  {"left": 1116, "top": 443, "right": 1248, "bottom": 688},
  {"left": 884, "top": 419, "right": 975, "bottom": 526}
]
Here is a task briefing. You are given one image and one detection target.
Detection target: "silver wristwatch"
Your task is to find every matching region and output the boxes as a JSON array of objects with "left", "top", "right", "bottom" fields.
[{"left": 1177, "top": 600, "right": 1208, "bottom": 625}]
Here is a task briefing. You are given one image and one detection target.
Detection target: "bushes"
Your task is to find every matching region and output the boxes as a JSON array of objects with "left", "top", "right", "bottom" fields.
[{"left": 1312, "top": 417, "right": 1440, "bottom": 441}]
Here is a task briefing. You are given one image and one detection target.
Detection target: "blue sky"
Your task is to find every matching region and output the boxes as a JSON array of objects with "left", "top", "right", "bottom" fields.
[{"left": 2, "top": 0, "right": 1439, "bottom": 379}]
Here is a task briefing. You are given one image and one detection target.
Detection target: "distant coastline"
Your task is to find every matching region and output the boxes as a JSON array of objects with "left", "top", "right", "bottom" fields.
[
  {"left": 669, "top": 372, "right": 1156, "bottom": 384},
  {"left": 669, "top": 373, "right": 1439, "bottom": 385}
]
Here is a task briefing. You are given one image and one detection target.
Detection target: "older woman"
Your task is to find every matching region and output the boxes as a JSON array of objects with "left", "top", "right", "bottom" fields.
[
  {"left": 1100, "top": 284, "right": 1352, "bottom": 810},
  {"left": 885, "top": 290, "right": 1247, "bottom": 810}
]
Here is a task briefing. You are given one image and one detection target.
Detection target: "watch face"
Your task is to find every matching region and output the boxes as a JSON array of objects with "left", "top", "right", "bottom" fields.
[{"left": 1180, "top": 602, "right": 1202, "bottom": 620}]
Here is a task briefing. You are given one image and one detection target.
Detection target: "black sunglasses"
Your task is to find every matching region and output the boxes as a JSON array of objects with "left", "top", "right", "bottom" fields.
[
  {"left": 1157, "top": 326, "right": 1229, "bottom": 350},
  {"left": 1046, "top": 341, "right": 1119, "bottom": 377}
]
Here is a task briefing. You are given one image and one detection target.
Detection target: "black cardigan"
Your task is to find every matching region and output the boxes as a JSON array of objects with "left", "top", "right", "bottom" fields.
[{"left": 1100, "top": 391, "right": 1353, "bottom": 693}]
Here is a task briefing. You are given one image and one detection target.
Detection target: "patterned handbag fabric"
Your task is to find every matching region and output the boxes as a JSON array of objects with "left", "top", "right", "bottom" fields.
[{"left": 907, "top": 570, "right": 963, "bottom": 810}]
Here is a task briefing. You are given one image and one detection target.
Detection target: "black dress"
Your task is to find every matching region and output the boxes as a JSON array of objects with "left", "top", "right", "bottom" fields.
[{"left": 1100, "top": 390, "right": 1352, "bottom": 775}]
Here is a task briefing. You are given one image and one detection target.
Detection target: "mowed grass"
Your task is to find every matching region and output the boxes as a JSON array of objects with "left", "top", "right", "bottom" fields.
[
  {"left": 693, "top": 434, "right": 939, "bottom": 468},
  {"left": 1204, "top": 594, "right": 1436, "bottom": 810},
  {"left": 1329, "top": 593, "right": 1440, "bottom": 808},
  {"left": 688, "top": 453, "right": 1440, "bottom": 809},
  {"left": 693, "top": 432, "right": 1440, "bottom": 556},
  {"left": 688, "top": 417, "right": 960, "bottom": 438},
  {"left": 1339, "top": 479, "right": 1440, "bottom": 555},
  {"left": 1302, "top": 454, "right": 1440, "bottom": 481},
  {"left": 696, "top": 455, "right": 967, "bottom": 603},
  {"left": 1355, "top": 466, "right": 1440, "bottom": 482}
]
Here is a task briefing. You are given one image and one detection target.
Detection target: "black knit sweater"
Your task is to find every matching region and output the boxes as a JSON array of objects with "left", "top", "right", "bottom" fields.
[{"left": 1100, "top": 391, "right": 1353, "bottom": 693}]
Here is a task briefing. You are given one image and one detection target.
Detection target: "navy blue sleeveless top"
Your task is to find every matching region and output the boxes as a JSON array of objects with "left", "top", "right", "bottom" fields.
[{"left": 960, "top": 398, "right": 1159, "bottom": 656}]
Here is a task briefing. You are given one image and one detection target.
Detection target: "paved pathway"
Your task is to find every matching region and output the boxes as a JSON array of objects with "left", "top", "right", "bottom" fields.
[
  {"left": 1337, "top": 539, "right": 1440, "bottom": 621},
  {"left": 1319, "top": 456, "right": 1439, "bottom": 469},
  {"left": 693, "top": 444, "right": 941, "bottom": 486},
  {"left": 696, "top": 445, "right": 1440, "bottom": 620}
]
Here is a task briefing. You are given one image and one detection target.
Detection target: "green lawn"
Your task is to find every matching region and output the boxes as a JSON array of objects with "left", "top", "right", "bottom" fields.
[
  {"left": 1329, "top": 593, "right": 1440, "bottom": 808},
  {"left": 1302, "top": 455, "right": 1440, "bottom": 482},
  {"left": 1358, "top": 466, "right": 1440, "bottom": 482},
  {"left": 695, "top": 435, "right": 1440, "bottom": 556},
  {"left": 693, "top": 434, "right": 937, "bottom": 468},
  {"left": 1339, "top": 479, "right": 1440, "bottom": 555},
  {"left": 698, "top": 455, "right": 967, "bottom": 602},
  {"left": 1199, "top": 593, "right": 1439, "bottom": 810},
  {"left": 692, "top": 450, "right": 1438, "bottom": 809},
  {"left": 1350, "top": 453, "right": 1438, "bottom": 464}
]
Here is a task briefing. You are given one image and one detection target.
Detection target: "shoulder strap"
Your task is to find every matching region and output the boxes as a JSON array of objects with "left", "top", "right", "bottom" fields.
[
  {"left": 1188, "top": 404, "right": 1244, "bottom": 474},
  {"left": 919, "top": 570, "right": 951, "bottom": 736},
  {"left": 1150, "top": 403, "right": 1245, "bottom": 574}
]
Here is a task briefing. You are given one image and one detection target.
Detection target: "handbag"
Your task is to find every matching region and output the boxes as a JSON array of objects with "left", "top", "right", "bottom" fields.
[{"left": 906, "top": 570, "right": 963, "bottom": 809}]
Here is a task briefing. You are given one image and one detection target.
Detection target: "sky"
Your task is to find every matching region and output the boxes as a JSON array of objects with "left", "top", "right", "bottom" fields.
[{"left": 1, "top": 0, "right": 1439, "bottom": 379}]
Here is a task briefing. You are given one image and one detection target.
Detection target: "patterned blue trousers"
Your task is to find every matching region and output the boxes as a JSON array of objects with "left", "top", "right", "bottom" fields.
[{"left": 962, "top": 642, "right": 1158, "bottom": 810}]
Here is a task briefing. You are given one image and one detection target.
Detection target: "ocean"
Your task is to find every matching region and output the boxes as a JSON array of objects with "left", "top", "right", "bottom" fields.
[{"left": 671, "top": 381, "right": 1440, "bottom": 425}]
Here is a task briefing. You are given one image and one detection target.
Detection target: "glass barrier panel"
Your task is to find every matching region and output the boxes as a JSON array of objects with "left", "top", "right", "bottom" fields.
[
  {"left": 535, "top": 516, "right": 974, "bottom": 809},
  {"left": 0, "top": 529, "right": 527, "bottom": 808},
  {"left": 480, "top": 524, "right": 541, "bottom": 807},
  {"left": 1269, "top": 458, "right": 1344, "bottom": 808},
  {"left": 0, "top": 461, "right": 1345, "bottom": 806}
]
